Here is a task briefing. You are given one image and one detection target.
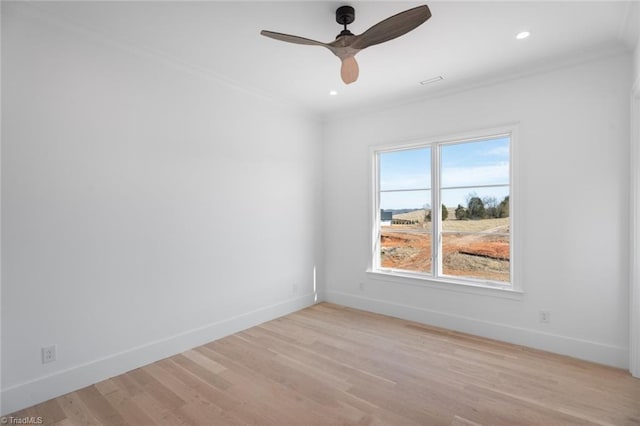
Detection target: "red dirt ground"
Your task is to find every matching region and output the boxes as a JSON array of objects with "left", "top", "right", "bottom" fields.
[{"left": 380, "top": 227, "right": 510, "bottom": 282}]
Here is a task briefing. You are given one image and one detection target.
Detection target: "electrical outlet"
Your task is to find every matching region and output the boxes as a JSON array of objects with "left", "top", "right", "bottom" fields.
[
  {"left": 292, "top": 284, "right": 298, "bottom": 294},
  {"left": 539, "top": 310, "right": 551, "bottom": 324},
  {"left": 359, "top": 282, "right": 364, "bottom": 291},
  {"left": 42, "top": 345, "right": 57, "bottom": 364}
]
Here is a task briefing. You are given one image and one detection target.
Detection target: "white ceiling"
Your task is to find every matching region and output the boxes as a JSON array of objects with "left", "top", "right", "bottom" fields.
[{"left": 19, "top": 1, "right": 640, "bottom": 118}]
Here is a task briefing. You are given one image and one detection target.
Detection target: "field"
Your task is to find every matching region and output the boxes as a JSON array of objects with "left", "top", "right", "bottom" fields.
[{"left": 380, "top": 211, "right": 510, "bottom": 282}]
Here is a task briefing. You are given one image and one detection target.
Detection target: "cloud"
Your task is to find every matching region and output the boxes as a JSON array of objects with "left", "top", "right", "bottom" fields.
[
  {"left": 381, "top": 173, "right": 430, "bottom": 190},
  {"left": 442, "top": 163, "right": 509, "bottom": 187},
  {"left": 482, "top": 145, "right": 510, "bottom": 157}
]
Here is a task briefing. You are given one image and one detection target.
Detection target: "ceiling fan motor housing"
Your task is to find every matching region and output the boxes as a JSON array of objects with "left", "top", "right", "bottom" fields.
[
  {"left": 336, "top": 5, "right": 355, "bottom": 37},
  {"left": 336, "top": 6, "right": 355, "bottom": 25}
]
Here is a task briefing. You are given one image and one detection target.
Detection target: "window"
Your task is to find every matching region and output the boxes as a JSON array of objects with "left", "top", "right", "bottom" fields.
[{"left": 373, "top": 131, "right": 513, "bottom": 288}]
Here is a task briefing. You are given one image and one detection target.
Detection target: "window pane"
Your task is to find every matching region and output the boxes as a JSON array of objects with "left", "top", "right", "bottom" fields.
[
  {"left": 441, "top": 137, "right": 509, "bottom": 188},
  {"left": 380, "top": 148, "right": 431, "bottom": 191},
  {"left": 380, "top": 190, "right": 432, "bottom": 274},
  {"left": 441, "top": 188, "right": 510, "bottom": 223},
  {"left": 441, "top": 233, "right": 510, "bottom": 282}
]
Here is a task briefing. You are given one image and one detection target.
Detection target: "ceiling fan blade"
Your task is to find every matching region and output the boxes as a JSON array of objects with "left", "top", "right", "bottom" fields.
[
  {"left": 260, "top": 30, "right": 327, "bottom": 47},
  {"left": 350, "top": 5, "right": 431, "bottom": 50},
  {"left": 340, "top": 56, "right": 359, "bottom": 84}
]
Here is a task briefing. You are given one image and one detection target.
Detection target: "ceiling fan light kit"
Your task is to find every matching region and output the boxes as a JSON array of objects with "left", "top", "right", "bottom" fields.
[{"left": 260, "top": 4, "right": 431, "bottom": 85}]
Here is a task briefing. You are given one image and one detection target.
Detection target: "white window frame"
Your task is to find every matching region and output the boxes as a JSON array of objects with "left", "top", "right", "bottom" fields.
[{"left": 368, "top": 124, "right": 522, "bottom": 296}]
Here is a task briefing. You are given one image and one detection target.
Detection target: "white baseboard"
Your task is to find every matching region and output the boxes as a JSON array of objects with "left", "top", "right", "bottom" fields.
[
  {"left": 325, "top": 291, "right": 628, "bottom": 369},
  {"left": 1, "top": 294, "right": 316, "bottom": 416}
]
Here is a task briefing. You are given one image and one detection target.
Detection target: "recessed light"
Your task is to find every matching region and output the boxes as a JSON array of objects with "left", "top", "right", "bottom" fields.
[
  {"left": 516, "top": 31, "right": 530, "bottom": 40},
  {"left": 419, "top": 76, "right": 443, "bottom": 85},
  {"left": 329, "top": 90, "right": 338, "bottom": 96}
]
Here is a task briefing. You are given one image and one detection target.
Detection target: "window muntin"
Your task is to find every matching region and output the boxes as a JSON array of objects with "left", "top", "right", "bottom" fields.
[{"left": 376, "top": 134, "right": 512, "bottom": 287}]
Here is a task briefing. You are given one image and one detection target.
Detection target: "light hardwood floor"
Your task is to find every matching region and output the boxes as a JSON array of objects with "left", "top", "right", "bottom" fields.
[{"left": 6, "top": 303, "right": 640, "bottom": 425}]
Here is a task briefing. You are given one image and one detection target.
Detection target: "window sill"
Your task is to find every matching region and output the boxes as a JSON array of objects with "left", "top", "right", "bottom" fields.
[{"left": 366, "top": 269, "right": 524, "bottom": 300}]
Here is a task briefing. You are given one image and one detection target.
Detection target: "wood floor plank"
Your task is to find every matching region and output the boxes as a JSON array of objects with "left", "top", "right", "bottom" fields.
[
  {"left": 57, "top": 392, "right": 103, "bottom": 426},
  {"left": 35, "top": 399, "right": 67, "bottom": 424},
  {"left": 50, "top": 419, "right": 79, "bottom": 426},
  {"left": 128, "top": 367, "right": 186, "bottom": 410},
  {"left": 201, "top": 345, "right": 355, "bottom": 425},
  {"left": 171, "top": 354, "right": 232, "bottom": 391},
  {"left": 96, "top": 379, "right": 157, "bottom": 426},
  {"left": 181, "top": 349, "right": 227, "bottom": 374},
  {"left": 7, "top": 302, "right": 640, "bottom": 425},
  {"left": 76, "top": 386, "right": 127, "bottom": 426},
  {"left": 130, "top": 392, "right": 187, "bottom": 426},
  {"left": 154, "top": 357, "right": 307, "bottom": 426},
  {"left": 150, "top": 359, "right": 240, "bottom": 414}
]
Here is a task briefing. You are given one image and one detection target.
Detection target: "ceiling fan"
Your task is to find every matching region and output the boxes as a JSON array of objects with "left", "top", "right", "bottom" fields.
[{"left": 260, "top": 4, "right": 431, "bottom": 85}]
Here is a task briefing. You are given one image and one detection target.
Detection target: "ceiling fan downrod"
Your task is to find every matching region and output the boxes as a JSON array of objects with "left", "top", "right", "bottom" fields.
[{"left": 336, "top": 5, "right": 355, "bottom": 38}]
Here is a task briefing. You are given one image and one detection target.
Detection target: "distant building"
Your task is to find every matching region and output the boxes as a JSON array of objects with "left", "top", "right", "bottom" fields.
[{"left": 380, "top": 210, "right": 392, "bottom": 226}]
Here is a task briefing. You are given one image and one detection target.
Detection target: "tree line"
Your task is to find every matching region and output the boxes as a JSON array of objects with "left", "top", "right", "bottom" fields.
[
  {"left": 425, "top": 194, "right": 509, "bottom": 221},
  {"left": 455, "top": 194, "right": 509, "bottom": 220}
]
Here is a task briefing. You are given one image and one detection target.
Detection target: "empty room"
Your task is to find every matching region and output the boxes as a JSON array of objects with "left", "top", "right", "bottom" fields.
[{"left": 2, "top": 1, "right": 640, "bottom": 424}]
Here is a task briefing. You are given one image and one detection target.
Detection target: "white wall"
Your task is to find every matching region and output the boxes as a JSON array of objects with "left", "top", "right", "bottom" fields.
[
  {"left": 323, "top": 53, "right": 632, "bottom": 368},
  {"left": 1, "top": 4, "right": 322, "bottom": 414},
  {"left": 635, "top": 45, "right": 640, "bottom": 86},
  {"left": 634, "top": 4, "right": 640, "bottom": 85}
]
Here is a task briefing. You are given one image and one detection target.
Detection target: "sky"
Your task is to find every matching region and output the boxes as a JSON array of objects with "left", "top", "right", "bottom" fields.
[{"left": 379, "top": 136, "right": 509, "bottom": 210}]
